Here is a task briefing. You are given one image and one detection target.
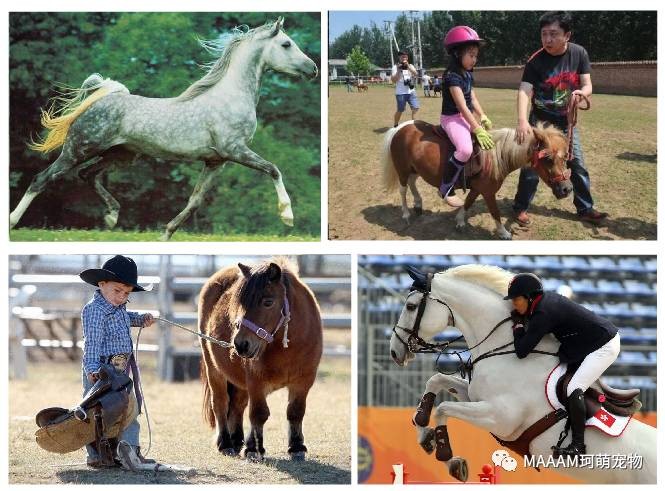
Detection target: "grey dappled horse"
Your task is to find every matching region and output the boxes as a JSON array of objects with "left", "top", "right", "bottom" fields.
[{"left": 10, "top": 18, "right": 318, "bottom": 240}]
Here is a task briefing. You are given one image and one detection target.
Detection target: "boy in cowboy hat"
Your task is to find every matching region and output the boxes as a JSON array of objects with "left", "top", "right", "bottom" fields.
[{"left": 79, "top": 255, "right": 154, "bottom": 469}]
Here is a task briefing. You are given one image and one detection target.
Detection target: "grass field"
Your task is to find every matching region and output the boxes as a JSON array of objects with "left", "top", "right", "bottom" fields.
[
  {"left": 9, "top": 229, "right": 318, "bottom": 242},
  {"left": 9, "top": 358, "right": 350, "bottom": 484},
  {"left": 329, "top": 85, "right": 657, "bottom": 240}
]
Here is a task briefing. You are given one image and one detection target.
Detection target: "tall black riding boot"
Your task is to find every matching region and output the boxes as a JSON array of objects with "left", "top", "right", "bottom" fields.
[
  {"left": 438, "top": 154, "right": 465, "bottom": 199},
  {"left": 556, "top": 388, "right": 587, "bottom": 456}
]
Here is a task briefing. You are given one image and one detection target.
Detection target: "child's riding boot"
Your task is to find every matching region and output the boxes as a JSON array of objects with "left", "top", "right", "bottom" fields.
[{"left": 439, "top": 154, "right": 465, "bottom": 200}]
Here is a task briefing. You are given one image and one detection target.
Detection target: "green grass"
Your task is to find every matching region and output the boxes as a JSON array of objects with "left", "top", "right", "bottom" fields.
[
  {"left": 10, "top": 229, "right": 318, "bottom": 242},
  {"left": 328, "top": 85, "right": 657, "bottom": 240}
]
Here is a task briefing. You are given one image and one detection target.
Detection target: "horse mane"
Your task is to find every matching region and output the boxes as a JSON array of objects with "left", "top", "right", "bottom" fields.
[
  {"left": 235, "top": 256, "right": 296, "bottom": 311},
  {"left": 485, "top": 124, "right": 565, "bottom": 181},
  {"left": 177, "top": 21, "right": 277, "bottom": 102},
  {"left": 441, "top": 264, "right": 513, "bottom": 298}
]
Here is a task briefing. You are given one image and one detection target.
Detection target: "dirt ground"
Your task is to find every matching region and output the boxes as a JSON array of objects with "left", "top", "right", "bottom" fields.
[
  {"left": 8, "top": 358, "right": 351, "bottom": 484},
  {"left": 328, "top": 85, "right": 657, "bottom": 240}
]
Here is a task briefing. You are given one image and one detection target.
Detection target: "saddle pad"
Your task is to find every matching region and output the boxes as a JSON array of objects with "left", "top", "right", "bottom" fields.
[{"left": 545, "top": 363, "right": 632, "bottom": 437}]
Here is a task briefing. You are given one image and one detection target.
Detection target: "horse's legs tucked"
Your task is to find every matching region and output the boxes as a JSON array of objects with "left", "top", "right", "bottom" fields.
[
  {"left": 221, "top": 145, "right": 294, "bottom": 227},
  {"left": 286, "top": 386, "right": 311, "bottom": 460},
  {"left": 227, "top": 384, "right": 248, "bottom": 454},
  {"left": 161, "top": 162, "right": 223, "bottom": 241},
  {"left": 245, "top": 395, "right": 269, "bottom": 460}
]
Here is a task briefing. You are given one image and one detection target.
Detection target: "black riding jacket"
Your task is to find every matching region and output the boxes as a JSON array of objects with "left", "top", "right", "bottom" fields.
[{"left": 513, "top": 292, "right": 618, "bottom": 363}]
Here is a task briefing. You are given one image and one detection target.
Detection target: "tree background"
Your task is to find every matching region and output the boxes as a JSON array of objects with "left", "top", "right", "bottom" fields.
[
  {"left": 330, "top": 11, "right": 657, "bottom": 69},
  {"left": 10, "top": 12, "right": 321, "bottom": 237}
]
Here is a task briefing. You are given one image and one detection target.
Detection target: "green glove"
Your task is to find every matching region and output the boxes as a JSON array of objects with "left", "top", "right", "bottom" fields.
[
  {"left": 480, "top": 114, "right": 493, "bottom": 130},
  {"left": 473, "top": 126, "right": 495, "bottom": 150}
]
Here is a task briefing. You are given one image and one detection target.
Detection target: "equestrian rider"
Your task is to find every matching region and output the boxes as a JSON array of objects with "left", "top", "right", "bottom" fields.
[
  {"left": 80, "top": 255, "right": 155, "bottom": 469},
  {"left": 439, "top": 26, "right": 495, "bottom": 208},
  {"left": 505, "top": 272, "right": 620, "bottom": 456}
]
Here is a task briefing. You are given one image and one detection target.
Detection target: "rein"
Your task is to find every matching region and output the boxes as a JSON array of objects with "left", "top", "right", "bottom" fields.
[{"left": 394, "top": 284, "right": 559, "bottom": 380}]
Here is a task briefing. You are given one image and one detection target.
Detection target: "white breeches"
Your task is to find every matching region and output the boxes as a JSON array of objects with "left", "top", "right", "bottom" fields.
[{"left": 567, "top": 334, "right": 621, "bottom": 396}]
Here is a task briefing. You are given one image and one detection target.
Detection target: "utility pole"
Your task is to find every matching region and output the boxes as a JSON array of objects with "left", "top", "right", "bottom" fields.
[
  {"left": 383, "top": 20, "right": 395, "bottom": 68},
  {"left": 417, "top": 16, "right": 423, "bottom": 73}
]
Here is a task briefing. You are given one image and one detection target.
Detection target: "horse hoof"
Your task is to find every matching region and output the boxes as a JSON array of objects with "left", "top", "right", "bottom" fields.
[
  {"left": 245, "top": 451, "right": 264, "bottom": 462},
  {"left": 281, "top": 215, "right": 294, "bottom": 227},
  {"left": 455, "top": 222, "right": 466, "bottom": 230},
  {"left": 221, "top": 448, "right": 238, "bottom": 457},
  {"left": 447, "top": 457, "right": 469, "bottom": 482},
  {"left": 498, "top": 232, "right": 512, "bottom": 240},
  {"left": 289, "top": 451, "right": 306, "bottom": 461},
  {"left": 418, "top": 427, "right": 436, "bottom": 455},
  {"left": 104, "top": 212, "right": 118, "bottom": 229},
  {"left": 413, "top": 206, "right": 423, "bottom": 216}
]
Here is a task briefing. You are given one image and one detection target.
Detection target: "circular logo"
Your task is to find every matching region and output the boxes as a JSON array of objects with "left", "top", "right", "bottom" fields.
[{"left": 358, "top": 435, "right": 374, "bottom": 483}]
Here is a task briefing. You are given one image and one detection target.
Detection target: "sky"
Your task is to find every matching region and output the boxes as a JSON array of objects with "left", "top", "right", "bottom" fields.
[{"left": 328, "top": 11, "right": 429, "bottom": 42}]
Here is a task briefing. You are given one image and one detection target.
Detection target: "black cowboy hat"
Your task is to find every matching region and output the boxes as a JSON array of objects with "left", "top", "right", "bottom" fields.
[{"left": 80, "top": 255, "right": 148, "bottom": 292}]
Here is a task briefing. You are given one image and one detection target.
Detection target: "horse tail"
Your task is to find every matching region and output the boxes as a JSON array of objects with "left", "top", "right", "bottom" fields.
[
  {"left": 201, "top": 361, "right": 216, "bottom": 428},
  {"left": 381, "top": 125, "right": 400, "bottom": 191},
  {"left": 28, "top": 74, "right": 129, "bottom": 154},
  {"left": 382, "top": 121, "right": 413, "bottom": 191}
]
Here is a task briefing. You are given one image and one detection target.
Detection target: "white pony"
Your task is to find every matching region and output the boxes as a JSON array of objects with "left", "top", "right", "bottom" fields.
[{"left": 389, "top": 264, "right": 656, "bottom": 484}]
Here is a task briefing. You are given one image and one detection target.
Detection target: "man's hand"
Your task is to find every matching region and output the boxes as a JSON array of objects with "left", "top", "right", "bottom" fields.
[
  {"left": 515, "top": 119, "right": 532, "bottom": 144},
  {"left": 87, "top": 372, "right": 99, "bottom": 384},
  {"left": 142, "top": 313, "right": 155, "bottom": 327},
  {"left": 473, "top": 126, "right": 495, "bottom": 150}
]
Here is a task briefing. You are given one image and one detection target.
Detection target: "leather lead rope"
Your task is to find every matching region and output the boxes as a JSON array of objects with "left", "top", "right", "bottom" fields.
[{"left": 565, "top": 94, "right": 590, "bottom": 162}]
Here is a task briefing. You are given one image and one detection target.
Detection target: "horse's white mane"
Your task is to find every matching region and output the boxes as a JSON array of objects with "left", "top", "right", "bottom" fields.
[
  {"left": 439, "top": 264, "right": 513, "bottom": 297},
  {"left": 177, "top": 20, "right": 278, "bottom": 101}
]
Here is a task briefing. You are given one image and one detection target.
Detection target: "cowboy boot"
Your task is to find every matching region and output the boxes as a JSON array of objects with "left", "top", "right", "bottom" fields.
[
  {"left": 439, "top": 154, "right": 465, "bottom": 201},
  {"left": 556, "top": 389, "right": 587, "bottom": 456}
]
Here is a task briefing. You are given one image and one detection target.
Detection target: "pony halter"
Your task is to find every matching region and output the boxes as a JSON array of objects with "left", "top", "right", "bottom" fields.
[{"left": 239, "top": 295, "right": 291, "bottom": 348}]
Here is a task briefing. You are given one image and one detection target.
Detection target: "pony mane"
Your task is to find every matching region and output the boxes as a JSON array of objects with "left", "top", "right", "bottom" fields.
[
  {"left": 177, "top": 21, "right": 277, "bottom": 102},
  {"left": 236, "top": 256, "right": 296, "bottom": 310},
  {"left": 440, "top": 264, "right": 513, "bottom": 297},
  {"left": 485, "top": 124, "right": 565, "bottom": 181}
]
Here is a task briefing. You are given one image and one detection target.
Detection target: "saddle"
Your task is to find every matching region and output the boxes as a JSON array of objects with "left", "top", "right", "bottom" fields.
[
  {"left": 555, "top": 363, "right": 642, "bottom": 418},
  {"left": 35, "top": 363, "right": 138, "bottom": 465},
  {"left": 432, "top": 125, "right": 486, "bottom": 189}
]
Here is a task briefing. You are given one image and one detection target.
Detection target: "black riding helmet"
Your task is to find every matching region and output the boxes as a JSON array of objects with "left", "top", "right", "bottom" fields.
[{"left": 504, "top": 273, "right": 544, "bottom": 300}]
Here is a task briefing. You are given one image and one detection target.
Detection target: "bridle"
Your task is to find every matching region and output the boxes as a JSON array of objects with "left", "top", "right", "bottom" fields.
[
  {"left": 238, "top": 294, "right": 291, "bottom": 346},
  {"left": 530, "top": 146, "right": 571, "bottom": 185},
  {"left": 392, "top": 273, "right": 557, "bottom": 380}
]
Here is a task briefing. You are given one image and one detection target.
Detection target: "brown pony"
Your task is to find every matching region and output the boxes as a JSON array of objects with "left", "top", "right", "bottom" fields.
[
  {"left": 356, "top": 82, "right": 368, "bottom": 92},
  {"left": 199, "top": 257, "right": 322, "bottom": 460},
  {"left": 381, "top": 121, "right": 573, "bottom": 239}
]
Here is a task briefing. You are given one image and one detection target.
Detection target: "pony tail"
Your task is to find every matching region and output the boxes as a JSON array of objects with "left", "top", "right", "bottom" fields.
[
  {"left": 381, "top": 125, "right": 402, "bottom": 191},
  {"left": 201, "top": 362, "right": 216, "bottom": 428}
]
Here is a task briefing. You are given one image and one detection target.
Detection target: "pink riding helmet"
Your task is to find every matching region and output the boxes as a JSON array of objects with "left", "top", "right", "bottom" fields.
[{"left": 444, "top": 25, "right": 484, "bottom": 51}]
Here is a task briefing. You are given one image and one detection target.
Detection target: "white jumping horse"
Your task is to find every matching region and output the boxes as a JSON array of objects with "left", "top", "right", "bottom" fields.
[{"left": 389, "top": 264, "right": 656, "bottom": 484}]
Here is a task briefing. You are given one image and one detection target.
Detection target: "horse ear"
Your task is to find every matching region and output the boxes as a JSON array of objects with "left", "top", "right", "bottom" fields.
[
  {"left": 271, "top": 17, "right": 284, "bottom": 37},
  {"left": 238, "top": 263, "right": 252, "bottom": 279},
  {"left": 268, "top": 262, "right": 282, "bottom": 282},
  {"left": 405, "top": 266, "right": 426, "bottom": 286}
]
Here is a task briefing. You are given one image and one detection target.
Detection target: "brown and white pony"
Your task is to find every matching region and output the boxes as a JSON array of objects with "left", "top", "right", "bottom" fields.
[
  {"left": 381, "top": 120, "right": 573, "bottom": 239},
  {"left": 199, "top": 257, "right": 322, "bottom": 460}
]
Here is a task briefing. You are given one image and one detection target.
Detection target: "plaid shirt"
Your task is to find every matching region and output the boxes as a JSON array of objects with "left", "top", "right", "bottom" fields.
[{"left": 81, "top": 290, "right": 146, "bottom": 375}]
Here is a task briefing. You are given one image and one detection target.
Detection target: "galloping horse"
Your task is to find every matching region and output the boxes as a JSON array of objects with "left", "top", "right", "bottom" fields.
[
  {"left": 10, "top": 18, "right": 318, "bottom": 240},
  {"left": 381, "top": 121, "right": 573, "bottom": 239},
  {"left": 389, "top": 265, "right": 656, "bottom": 483},
  {"left": 199, "top": 257, "right": 322, "bottom": 460}
]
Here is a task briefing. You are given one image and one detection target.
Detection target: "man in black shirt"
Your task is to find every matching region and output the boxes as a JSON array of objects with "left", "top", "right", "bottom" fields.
[{"left": 513, "top": 11, "right": 607, "bottom": 226}]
